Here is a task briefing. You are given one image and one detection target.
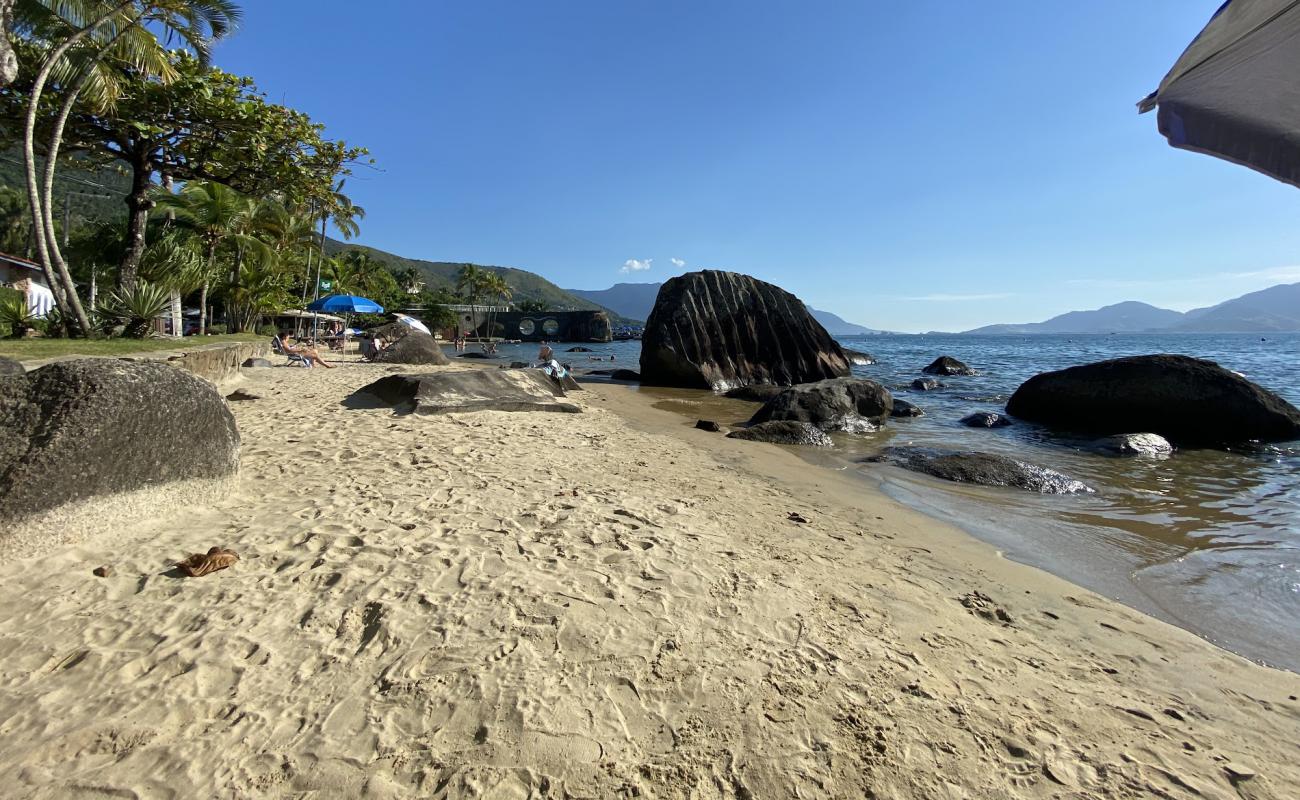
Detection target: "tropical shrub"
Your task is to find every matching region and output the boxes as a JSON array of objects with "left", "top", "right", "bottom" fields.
[
  {"left": 0, "top": 292, "right": 35, "bottom": 338},
  {"left": 105, "top": 282, "right": 171, "bottom": 339}
]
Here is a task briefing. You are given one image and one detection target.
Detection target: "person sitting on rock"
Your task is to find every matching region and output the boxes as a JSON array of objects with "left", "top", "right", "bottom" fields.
[
  {"left": 536, "top": 345, "right": 569, "bottom": 380},
  {"left": 277, "top": 330, "right": 334, "bottom": 368}
]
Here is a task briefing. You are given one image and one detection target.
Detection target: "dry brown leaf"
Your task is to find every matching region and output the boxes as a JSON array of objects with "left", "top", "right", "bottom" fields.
[{"left": 177, "top": 546, "right": 239, "bottom": 578}]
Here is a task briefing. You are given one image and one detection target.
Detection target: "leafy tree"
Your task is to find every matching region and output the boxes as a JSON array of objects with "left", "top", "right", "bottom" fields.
[
  {"left": 454, "top": 263, "right": 485, "bottom": 338},
  {"left": 515, "top": 298, "right": 547, "bottom": 314}
]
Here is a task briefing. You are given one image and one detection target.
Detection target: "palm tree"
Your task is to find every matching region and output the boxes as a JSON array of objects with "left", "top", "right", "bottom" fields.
[
  {"left": 455, "top": 263, "right": 486, "bottom": 340},
  {"left": 17, "top": 0, "right": 241, "bottom": 336},
  {"left": 482, "top": 272, "right": 512, "bottom": 348},
  {"left": 138, "top": 226, "right": 207, "bottom": 336},
  {"left": 153, "top": 180, "right": 266, "bottom": 334}
]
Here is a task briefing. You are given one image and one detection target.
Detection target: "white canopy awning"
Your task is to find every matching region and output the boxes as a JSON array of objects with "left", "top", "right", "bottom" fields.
[{"left": 278, "top": 309, "right": 345, "bottom": 323}]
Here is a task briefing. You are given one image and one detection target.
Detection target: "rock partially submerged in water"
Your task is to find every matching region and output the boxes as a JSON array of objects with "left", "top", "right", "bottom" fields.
[
  {"left": 640, "top": 270, "right": 850, "bottom": 390},
  {"left": 1006, "top": 354, "right": 1300, "bottom": 446},
  {"left": 868, "top": 446, "right": 1094, "bottom": 494},
  {"left": 356, "top": 370, "right": 580, "bottom": 414},
  {"left": 960, "top": 411, "right": 1012, "bottom": 428},
  {"left": 748, "top": 377, "right": 892, "bottom": 433},
  {"left": 844, "top": 349, "right": 876, "bottom": 366},
  {"left": 923, "top": 356, "right": 976, "bottom": 376},
  {"left": 911, "top": 378, "right": 943, "bottom": 391},
  {"left": 724, "top": 385, "right": 786, "bottom": 403},
  {"left": 1091, "top": 433, "right": 1174, "bottom": 457},
  {"left": 0, "top": 359, "right": 240, "bottom": 521},
  {"left": 727, "top": 421, "right": 833, "bottom": 447},
  {"left": 891, "top": 399, "right": 924, "bottom": 417}
]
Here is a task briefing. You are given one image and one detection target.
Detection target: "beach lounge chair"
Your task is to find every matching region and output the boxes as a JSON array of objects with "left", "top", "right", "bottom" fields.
[{"left": 271, "top": 335, "right": 312, "bottom": 368}]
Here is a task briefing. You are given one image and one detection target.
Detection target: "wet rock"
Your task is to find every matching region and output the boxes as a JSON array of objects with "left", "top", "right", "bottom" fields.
[
  {"left": 695, "top": 419, "right": 722, "bottom": 432},
  {"left": 458, "top": 351, "right": 492, "bottom": 359},
  {"left": 0, "top": 360, "right": 240, "bottom": 521},
  {"left": 727, "top": 421, "right": 833, "bottom": 447},
  {"left": 374, "top": 331, "right": 451, "bottom": 366},
  {"left": 1006, "top": 354, "right": 1300, "bottom": 446},
  {"left": 923, "top": 356, "right": 976, "bottom": 376},
  {"left": 844, "top": 349, "right": 876, "bottom": 366},
  {"left": 241, "top": 357, "right": 272, "bottom": 369},
  {"left": 891, "top": 399, "right": 924, "bottom": 417},
  {"left": 355, "top": 370, "right": 580, "bottom": 414},
  {"left": 912, "top": 378, "right": 943, "bottom": 391},
  {"left": 960, "top": 411, "right": 1012, "bottom": 428},
  {"left": 724, "top": 385, "right": 786, "bottom": 403},
  {"left": 611, "top": 369, "right": 641, "bottom": 381},
  {"left": 748, "top": 377, "right": 892, "bottom": 433},
  {"left": 640, "top": 270, "right": 850, "bottom": 390},
  {"left": 1091, "top": 433, "right": 1174, "bottom": 457},
  {"left": 867, "top": 446, "right": 1094, "bottom": 494},
  {"left": 567, "top": 346, "right": 593, "bottom": 352}
]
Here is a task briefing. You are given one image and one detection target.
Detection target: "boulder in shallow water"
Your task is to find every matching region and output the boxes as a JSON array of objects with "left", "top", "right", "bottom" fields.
[
  {"left": 923, "top": 356, "right": 976, "bottom": 376},
  {"left": 844, "top": 349, "right": 876, "bottom": 366},
  {"left": 611, "top": 369, "right": 641, "bottom": 381},
  {"left": 0, "top": 356, "right": 24, "bottom": 375},
  {"left": 1091, "top": 433, "right": 1174, "bottom": 457},
  {"left": 355, "top": 369, "right": 580, "bottom": 414},
  {"left": 891, "top": 399, "right": 924, "bottom": 417},
  {"left": 724, "top": 384, "right": 786, "bottom": 403},
  {"left": 748, "top": 377, "right": 893, "bottom": 433},
  {"left": 374, "top": 331, "right": 451, "bottom": 366},
  {"left": 1006, "top": 354, "right": 1300, "bottom": 446},
  {"left": 960, "top": 411, "right": 1012, "bottom": 428},
  {"left": 640, "top": 270, "right": 850, "bottom": 390},
  {"left": 867, "top": 446, "right": 1093, "bottom": 494},
  {"left": 567, "top": 346, "right": 593, "bottom": 352},
  {"left": 0, "top": 359, "right": 240, "bottom": 521},
  {"left": 911, "top": 377, "right": 943, "bottom": 391},
  {"left": 727, "top": 421, "right": 833, "bottom": 447}
]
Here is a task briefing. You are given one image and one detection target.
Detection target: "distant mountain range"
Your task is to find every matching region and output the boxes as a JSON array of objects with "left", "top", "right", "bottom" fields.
[
  {"left": 567, "top": 281, "right": 884, "bottom": 333},
  {"left": 962, "top": 283, "right": 1300, "bottom": 334}
]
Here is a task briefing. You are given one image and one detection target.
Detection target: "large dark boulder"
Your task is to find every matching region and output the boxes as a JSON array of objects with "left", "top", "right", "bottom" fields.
[
  {"left": 748, "top": 377, "right": 892, "bottom": 433},
  {"left": 727, "top": 421, "right": 833, "bottom": 447},
  {"left": 923, "top": 356, "right": 976, "bottom": 376},
  {"left": 0, "top": 359, "right": 240, "bottom": 521},
  {"left": 355, "top": 370, "right": 579, "bottom": 414},
  {"left": 640, "top": 270, "right": 850, "bottom": 390},
  {"left": 868, "top": 447, "right": 1093, "bottom": 494},
  {"left": 724, "top": 385, "right": 786, "bottom": 403},
  {"left": 0, "top": 356, "right": 23, "bottom": 376},
  {"left": 1006, "top": 354, "right": 1300, "bottom": 446},
  {"left": 374, "top": 331, "right": 451, "bottom": 366}
]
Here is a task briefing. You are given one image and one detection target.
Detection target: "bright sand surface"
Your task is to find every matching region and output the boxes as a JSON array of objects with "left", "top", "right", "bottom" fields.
[{"left": 1, "top": 361, "right": 1298, "bottom": 798}]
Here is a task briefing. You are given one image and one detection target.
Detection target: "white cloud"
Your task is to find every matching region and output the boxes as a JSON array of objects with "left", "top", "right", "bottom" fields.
[
  {"left": 621, "top": 258, "right": 653, "bottom": 274},
  {"left": 670, "top": 257, "right": 686, "bottom": 268},
  {"left": 902, "top": 293, "right": 1016, "bottom": 302}
]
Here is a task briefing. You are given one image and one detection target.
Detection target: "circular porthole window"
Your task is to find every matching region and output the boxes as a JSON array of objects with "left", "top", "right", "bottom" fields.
[
  {"left": 542, "top": 318, "right": 560, "bottom": 336},
  {"left": 519, "top": 318, "right": 536, "bottom": 336}
]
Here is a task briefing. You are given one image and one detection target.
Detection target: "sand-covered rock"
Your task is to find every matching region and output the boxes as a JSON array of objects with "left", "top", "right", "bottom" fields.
[
  {"left": 748, "top": 377, "right": 892, "bottom": 433},
  {"left": 0, "top": 359, "right": 239, "bottom": 521},
  {"left": 357, "top": 369, "right": 580, "bottom": 414},
  {"left": 869, "top": 446, "right": 1093, "bottom": 494},
  {"left": 727, "top": 420, "right": 833, "bottom": 446},
  {"left": 1006, "top": 354, "right": 1300, "bottom": 446},
  {"left": 640, "top": 270, "right": 850, "bottom": 390}
]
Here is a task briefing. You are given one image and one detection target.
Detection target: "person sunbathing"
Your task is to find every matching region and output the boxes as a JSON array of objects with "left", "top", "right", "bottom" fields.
[{"left": 277, "top": 331, "right": 335, "bottom": 368}]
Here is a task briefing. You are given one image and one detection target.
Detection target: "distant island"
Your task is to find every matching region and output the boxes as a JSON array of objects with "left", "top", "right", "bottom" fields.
[
  {"left": 961, "top": 282, "right": 1300, "bottom": 334},
  {"left": 567, "top": 281, "right": 886, "bottom": 333}
]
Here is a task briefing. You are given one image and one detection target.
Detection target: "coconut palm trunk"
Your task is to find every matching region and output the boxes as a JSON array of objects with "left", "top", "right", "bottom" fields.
[{"left": 0, "top": 0, "right": 17, "bottom": 88}]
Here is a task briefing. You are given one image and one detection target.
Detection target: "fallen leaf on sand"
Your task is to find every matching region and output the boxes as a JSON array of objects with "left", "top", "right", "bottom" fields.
[
  {"left": 177, "top": 547, "right": 240, "bottom": 578},
  {"left": 787, "top": 512, "right": 810, "bottom": 523}
]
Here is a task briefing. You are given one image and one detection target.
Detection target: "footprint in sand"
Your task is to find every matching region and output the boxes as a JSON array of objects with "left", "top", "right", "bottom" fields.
[{"left": 488, "top": 639, "right": 519, "bottom": 663}]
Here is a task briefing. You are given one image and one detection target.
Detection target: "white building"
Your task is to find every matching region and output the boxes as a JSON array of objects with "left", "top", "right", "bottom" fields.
[{"left": 0, "top": 252, "right": 57, "bottom": 318}]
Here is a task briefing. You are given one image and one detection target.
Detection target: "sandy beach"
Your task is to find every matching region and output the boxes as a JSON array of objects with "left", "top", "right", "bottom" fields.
[{"left": 1, "top": 360, "right": 1297, "bottom": 799}]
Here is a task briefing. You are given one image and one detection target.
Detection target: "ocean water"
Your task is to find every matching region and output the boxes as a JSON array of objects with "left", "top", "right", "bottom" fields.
[{"left": 474, "top": 334, "right": 1300, "bottom": 672}]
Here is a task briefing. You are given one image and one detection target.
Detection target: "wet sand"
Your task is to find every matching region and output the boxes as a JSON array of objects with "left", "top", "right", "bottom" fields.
[{"left": 0, "top": 361, "right": 1297, "bottom": 798}]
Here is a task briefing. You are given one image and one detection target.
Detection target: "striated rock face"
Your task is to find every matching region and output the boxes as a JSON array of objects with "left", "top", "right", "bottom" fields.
[
  {"left": 868, "top": 447, "right": 1094, "bottom": 494},
  {"left": 0, "top": 360, "right": 239, "bottom": 521},
  {"left": 727, "top": 421, "right": 833, "bottom": 447},
  {"left": 640, "top": 270, "right": 850, "bottom": 390},
  {"left": 748, "top": 378, "right": 892, "bottom": 433},
  {"left": 1006, "top": 354, "right": 1300, "bottom": 446},
  {"left": 923, "top": 356, "right": 976, "bottom": 376}
]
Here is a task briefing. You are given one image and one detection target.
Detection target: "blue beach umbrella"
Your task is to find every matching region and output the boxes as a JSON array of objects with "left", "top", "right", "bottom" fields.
[
  {"left": 306, "top": 294, "right": 385, "bottom": 314},
  {"left": 1139, "top": 0, "right": 1300, "bottom": 188}
]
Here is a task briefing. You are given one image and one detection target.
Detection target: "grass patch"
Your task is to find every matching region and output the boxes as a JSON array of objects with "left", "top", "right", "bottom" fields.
[{"left": 0, "top": 333, "right": 265, "bottom": 362}]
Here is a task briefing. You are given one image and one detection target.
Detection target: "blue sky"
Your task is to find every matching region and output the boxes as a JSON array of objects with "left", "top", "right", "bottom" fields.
[{"left": 213, "top": 1, "right": 1300, "bottom": 332}]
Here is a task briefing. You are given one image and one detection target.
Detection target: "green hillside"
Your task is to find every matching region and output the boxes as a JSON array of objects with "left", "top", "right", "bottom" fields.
[
  {"left": 0, "top": 147, "right": 131, "bottom": 234},
  {"left": 323, "top": 238, "right": 632, "bottom": 321}
]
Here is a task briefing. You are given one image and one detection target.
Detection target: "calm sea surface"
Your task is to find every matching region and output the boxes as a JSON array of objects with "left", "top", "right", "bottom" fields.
[{"left": 482, "top": 334, "right": 1300, "bottom": 672}]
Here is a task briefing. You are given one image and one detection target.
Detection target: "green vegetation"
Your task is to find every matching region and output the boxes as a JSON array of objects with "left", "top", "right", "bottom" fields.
[{"left": 0, "top": 332, "right": 262, "bottom": 360}]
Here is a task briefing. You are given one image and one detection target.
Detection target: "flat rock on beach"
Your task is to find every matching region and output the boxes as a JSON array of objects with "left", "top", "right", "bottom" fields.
[{"left": 0, "top": 361, "right": 1296, "bottom": 798}]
